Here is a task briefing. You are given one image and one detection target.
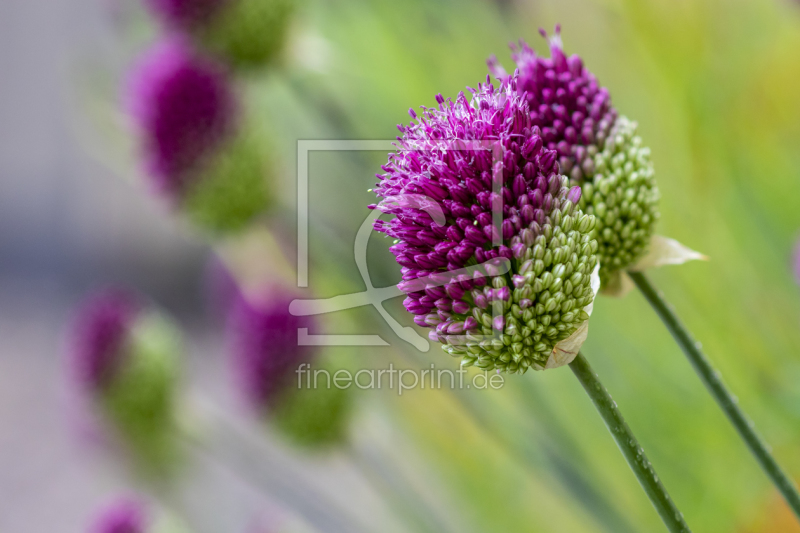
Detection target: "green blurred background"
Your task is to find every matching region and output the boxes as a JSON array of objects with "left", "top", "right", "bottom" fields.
[
  {"left": 260, "top": 1, "right": 800, "bottom": 530},
  {"left": 2, "top": 0, "right": 800, "bottom": 531}
]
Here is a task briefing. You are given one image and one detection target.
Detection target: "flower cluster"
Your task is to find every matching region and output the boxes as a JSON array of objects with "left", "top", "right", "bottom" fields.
[
  {"left": 71, "top": 289, "right": 141, "bottom": 393},
  {"left": 144, "top": 0, "right": 293, "bottom": 69},
  {"left": 227, "top": 289, "right": 351, "bottom": 446},
  {"left": 127, "top": 38, "right": 235, "bottom": 196},
  {"left": 69, "top": 289, "right": 182, "bottom": 463},
  {"left": 491, "top": 27, "right": 660, "bottom": 285},
  {"left": 127, "top": 38, "right": 271, "bottom": 232},
  {"left": 372, "top": 76, "right": 599, "bottom": 373}
]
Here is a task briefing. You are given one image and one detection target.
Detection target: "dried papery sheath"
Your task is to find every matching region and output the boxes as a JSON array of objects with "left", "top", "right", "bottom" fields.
[
  {"left": 491, "top": 27, "right": 660, "bottom": 286},
  {"left": 227, "top": 289, "right": 351, "bottom": 446},
  {"left": 144, "top": 0, "right": 294, "bottom": 69},
  {"left": 126, "top": 37, "right": 270, "bottom": 232},
  {"left": 371, "top": 76, "right": 600, "bottom": 373},
  {"left": 68, "top": 289, "right": 182, "bottom": 465}
]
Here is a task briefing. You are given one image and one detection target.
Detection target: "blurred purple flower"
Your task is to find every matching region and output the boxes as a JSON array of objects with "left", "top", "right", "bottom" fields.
[
  {"left": 489, "top": 25, "right": 617, "bottom": 182},
  {"left": 91, "top": 499, "right": 148, "bottom": 533},
  {"left": 144, "top": 0, "right": 228, "bottom": 29},
  {"left": 126, "top": 37, "right": 237, "bottom": 198},
  {"left": 228, "top": 289, "right": 316, "bottom": 412},
  {"left": 489, "top": 27, "right": 659, "bottom": 285},
  {"left": 69, "top": 289, "right": 140, "bottom": 393}
]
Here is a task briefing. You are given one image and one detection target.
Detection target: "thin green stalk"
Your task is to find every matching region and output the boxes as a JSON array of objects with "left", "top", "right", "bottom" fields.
[
  {"left": 629, "top": 270, "right": 800, "bottom": 520},
  {"left": 570, "top": 352, "right": 691, "bottom": 533}
]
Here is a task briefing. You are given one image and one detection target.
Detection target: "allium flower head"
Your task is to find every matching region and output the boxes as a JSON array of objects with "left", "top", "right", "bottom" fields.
[
  {"left": 91, "top": 499, "right": 148, "bottom": 533},
  {"left": 127, "top": 37, "right": 236, "bottom": 195},
  {"left": 68, "top": 288, "right": 182, "bottom": 464},
  {"left": 490, "top": 26, "right": 660, "bottom": 285},
  {"left": 372, "top": 75, "right": 600, "bottom": 373},
  {"left": 70, "top": 289, "right": 140, "bottom": 393},
  {"left": 228, "top": 289, "right": 351, "bottom": 446},
  {"left": 229, "top": 290, "right": 314, "bottom": 410},
  {"left": 127, "top": 37, "right": 271, "bottom": 232},
  {"left": 144, "top": 0, "right": 294, "bottom": 69}
]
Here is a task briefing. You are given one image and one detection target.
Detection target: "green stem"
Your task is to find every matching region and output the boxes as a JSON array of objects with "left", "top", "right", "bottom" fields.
[
  {"left": 570, "top": 352, "right": 691, "bottom": 533},
  {"left": 629, "top": 270, "right": 800, "bottom": 520}
]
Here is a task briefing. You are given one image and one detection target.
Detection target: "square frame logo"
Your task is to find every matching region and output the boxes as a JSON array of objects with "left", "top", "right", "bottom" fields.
[{"left": 289, "top": 140, "right": 509, "bottom": 354}]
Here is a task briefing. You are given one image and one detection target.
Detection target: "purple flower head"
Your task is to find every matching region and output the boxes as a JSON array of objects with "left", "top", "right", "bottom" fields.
[
  {"left": 490, "top": 27, "right": 660, "bottom": 285},
  {"left": 489, "top": 25, "right": 617, "bottom": 183},
  {"left": 70, "top": 289, "right": 141, "bottom": 393},
  {"left": 372, "top": 75, "right": 599, "bottom": 373},
  {"left": 126, "top": 36, "right": 237, "bottom": 199},
  {"left": 144, "top": 0, "right": 229, "bottom": 29},
  {"left": 228, "top": 289, "right": 316, "bottom": 411},
  {"left": 91, "top": 498, "right": 148, "bottom": 533}
]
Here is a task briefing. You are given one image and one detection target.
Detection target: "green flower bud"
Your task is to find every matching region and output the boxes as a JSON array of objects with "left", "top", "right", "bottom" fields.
[
  {"left": 69, "top": 290, "right": 182, "bottom": 467},
  {"left": 577, "top": 117, "right": 660, "bottom": 285},
  {"left": 181, "top": 133, "right": 272, "bottom": 233}
]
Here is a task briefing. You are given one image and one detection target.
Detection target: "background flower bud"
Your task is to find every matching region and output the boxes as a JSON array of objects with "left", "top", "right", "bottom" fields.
[
  {"left": 126, "top": 37, "right": 271, "bottom": 233},
  {"left": 227, "top": 289, "right": 351, "bottom": 447},
  {"left": 145, "top": 0, "right": 294, "bottom": 69},
  {"left": 68, "top": 289, "right": 182, "bottom": 466}
]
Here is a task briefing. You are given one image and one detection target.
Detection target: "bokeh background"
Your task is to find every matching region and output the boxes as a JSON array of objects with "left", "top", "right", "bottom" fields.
[{"left": 2, "top": 0, "right": 800, "bottom": 531}]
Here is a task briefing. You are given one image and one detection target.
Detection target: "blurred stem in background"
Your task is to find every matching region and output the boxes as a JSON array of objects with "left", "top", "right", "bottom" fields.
[
  {"left": 629, "top": 271, "right": 800, "bottom": 522},
  {"left": 569, "top": 352, "right": 692, "bottom": 533},
  {"left": 344, "top": 442, "right": 459, "bottom": 533},
  {"left": 177, "top": 396, "right": 372, "bottom": 533}
]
